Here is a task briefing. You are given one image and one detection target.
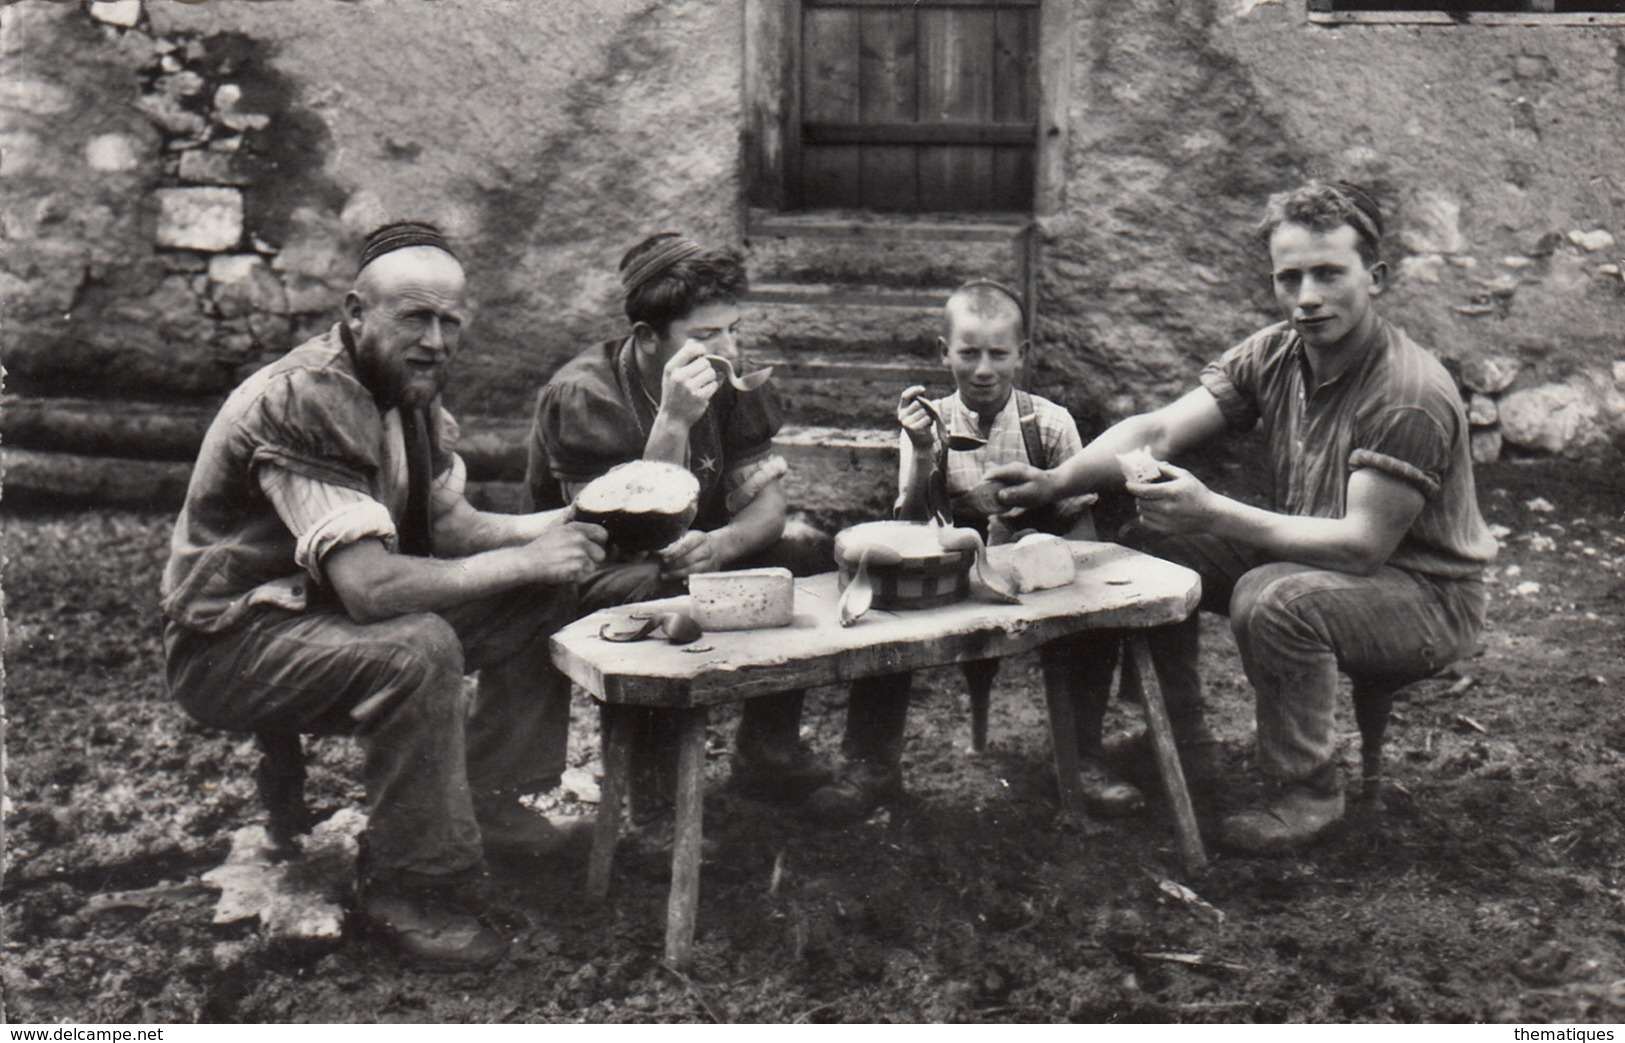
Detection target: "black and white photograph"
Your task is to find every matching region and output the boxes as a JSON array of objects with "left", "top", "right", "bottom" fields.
[{"left": 3, "top": 0, "right": 1625, "bottom": 1025}]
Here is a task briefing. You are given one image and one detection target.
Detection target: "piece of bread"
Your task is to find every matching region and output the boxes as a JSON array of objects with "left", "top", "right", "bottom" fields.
[
  {"left": 985, "top": 533, "right": 1077, "bottom": 593},
  {"left": 1115, "top": 446, "right": 1164, "bottom": 484}
]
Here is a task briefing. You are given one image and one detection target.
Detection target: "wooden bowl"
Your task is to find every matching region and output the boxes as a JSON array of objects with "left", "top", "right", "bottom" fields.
[{"left": 833, "top": 521, "right": 972, "bottom": 610}]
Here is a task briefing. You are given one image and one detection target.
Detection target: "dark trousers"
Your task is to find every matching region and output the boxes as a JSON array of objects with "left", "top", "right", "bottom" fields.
[
  {"left": 1134, "top": 530, "right": 1487, "bottom": 785},
  {"left": 165, "top": 583, "right": 577, "bottom": 879}
]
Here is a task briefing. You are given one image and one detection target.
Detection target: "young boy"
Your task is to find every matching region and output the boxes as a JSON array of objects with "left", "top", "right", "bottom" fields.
[
  {"left": 807, "top": 279, "right": 1143, "bottom": 823},
  {"left": 527, "top": 233, "right": 831, "bottom": 830}
]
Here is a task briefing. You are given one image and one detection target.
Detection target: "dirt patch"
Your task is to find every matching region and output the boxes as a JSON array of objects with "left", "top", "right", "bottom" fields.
[{"left": 4, "top": 459, "right": 1624, "bottom": 1023}]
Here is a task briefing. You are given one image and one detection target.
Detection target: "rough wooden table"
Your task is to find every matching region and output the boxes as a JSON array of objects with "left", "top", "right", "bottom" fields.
[{"left": 550, "top": 541, "right": 1204, "bottom": 969}]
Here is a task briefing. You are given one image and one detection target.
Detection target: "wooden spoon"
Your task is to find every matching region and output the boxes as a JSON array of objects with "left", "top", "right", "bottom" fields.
[{"left": 706, "top": 354, "right": 774, "bottom": 392}]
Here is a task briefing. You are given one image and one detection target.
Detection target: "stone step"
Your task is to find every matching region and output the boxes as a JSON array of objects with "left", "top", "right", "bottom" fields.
[
  {"left": 742, "top": 285, "right": 945, "bottom": 356},
  {"left": 745, "top": 209, "right": 1032, "bottom": 290}
]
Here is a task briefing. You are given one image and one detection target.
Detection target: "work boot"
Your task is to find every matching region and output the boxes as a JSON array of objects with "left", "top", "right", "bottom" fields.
[
  {"left": 473, "top": 791, "right": 593, "bottom": 865},
  {"left": 805, "top": 760, "right": 904, "bottom": 825},
  {"left": 730, "top": 738, "right": 833, "bottom": 802},
  {"left": 356, "top": 865, "right": 508, "bottom": 971},
  {"left": 1107, "top": 721, "right": 1226, "bottom": 784},
  {"left": 1078, "top": 757, "right": 1145, "bottom": 818},
  {"left": 1218, "top": 779, "right": 1346, "bottom": 856}
]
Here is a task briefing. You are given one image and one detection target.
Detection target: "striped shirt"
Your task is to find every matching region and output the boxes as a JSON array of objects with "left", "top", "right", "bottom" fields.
[
  {"left": 1200, "top": 317, "right": 1497, "bottom": 579},
  {"left": 898, "top": 389, "right": 1096, "bottom": 520}
]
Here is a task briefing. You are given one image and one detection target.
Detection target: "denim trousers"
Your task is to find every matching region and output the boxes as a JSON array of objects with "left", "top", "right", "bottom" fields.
[
  {"left": 1138, "top": 532, "right": 1487, "bottom": 785},
  {"left": 165, "top": 582, "right": 577, "bottom": 879}
]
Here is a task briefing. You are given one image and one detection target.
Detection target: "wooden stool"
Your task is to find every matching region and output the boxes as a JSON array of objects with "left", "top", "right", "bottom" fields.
[
  {"left": 1349, "top": 671, "right": 1442, "bottom": 810},
  {"left": 254, "top": 731, "right": 313, "bottom": 856}
]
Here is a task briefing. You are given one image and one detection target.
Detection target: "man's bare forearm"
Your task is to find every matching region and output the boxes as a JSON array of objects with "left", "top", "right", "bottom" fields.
[{"left": 433, "top": 501, "right": 570, "bottom": 557}]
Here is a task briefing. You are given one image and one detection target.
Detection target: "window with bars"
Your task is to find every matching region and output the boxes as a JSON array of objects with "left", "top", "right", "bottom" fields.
[{"left": 1310, "top": 0, "right": 1625, "bottom": 22}]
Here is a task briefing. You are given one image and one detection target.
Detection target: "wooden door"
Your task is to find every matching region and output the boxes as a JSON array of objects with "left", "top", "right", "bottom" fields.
[{"left": 793, "top": 0, "right": 1038, "bottom": 213}]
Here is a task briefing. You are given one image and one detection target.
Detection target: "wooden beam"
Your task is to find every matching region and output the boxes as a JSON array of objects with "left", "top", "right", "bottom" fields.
[
  {"left": 807, "top": 0, "right": 1039, "bottom": 7},
  {"left": 803, "top": 120, "right": 1036, "bottom": 145},
  {"left": 1035, "top": 0, "right": 1071, "bottom": 217},
  {"left": 744, "top": 0, "right": 791, "bottom": 209}
]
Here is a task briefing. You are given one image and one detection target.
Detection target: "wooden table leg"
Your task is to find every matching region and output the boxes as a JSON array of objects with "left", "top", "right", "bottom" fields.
[
  {"left": 962, "top": 658, "right": 998, "bottom": 754},
  {"left": 1128, "top": 633, "right": 1207, "bottom": 870},
  {"left": 664, "top": 706, "right": 707, "bottom": 970},
  {"left": 1038, "top": 649, "right": 1086, "bottom": 813},
  {"left": 587, "top": 703, "right": 632, "bottom": 901}
]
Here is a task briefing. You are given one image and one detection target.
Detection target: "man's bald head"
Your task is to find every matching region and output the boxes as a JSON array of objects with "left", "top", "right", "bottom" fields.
[
  {"left": 352, "top": 245, "right": 466, "bottom": 302},
  {"left": 343, "top": 244, "right": 470, "bottom": 409}
]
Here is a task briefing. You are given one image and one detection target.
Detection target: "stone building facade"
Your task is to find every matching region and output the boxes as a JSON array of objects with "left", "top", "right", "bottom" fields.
[{"left": 4, "top": 0, "right": 1623, "bottom": 516}]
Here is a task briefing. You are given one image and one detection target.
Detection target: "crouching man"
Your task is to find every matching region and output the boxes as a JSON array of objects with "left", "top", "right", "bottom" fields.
[
  {"left": 990, "top": 182, "right": 1496, "bottom": 854},
  {"left": 162, "top": 223, "right": 606, "bottom": 968},
  {"left": 527, "top": 233, "right": 830, "bottom": 835}
]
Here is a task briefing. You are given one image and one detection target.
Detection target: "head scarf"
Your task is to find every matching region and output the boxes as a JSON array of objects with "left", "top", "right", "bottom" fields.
[
  {"left": 1329, "top": 181, "right": 1384, "bottom": 248},
  {"left": 619, "top": 233, "right": 704, "bottom": 298},
  {"left": 357, "top": 222, "right": 457, "bottom": 275}
]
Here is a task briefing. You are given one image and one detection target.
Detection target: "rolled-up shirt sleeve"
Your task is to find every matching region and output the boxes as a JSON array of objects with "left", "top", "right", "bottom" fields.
[
  {"left": 259, "top": 464, "right": 397, "bottom": 584},
  {"left": 723, "top": 452, "right": 788, "bottom": 516}
]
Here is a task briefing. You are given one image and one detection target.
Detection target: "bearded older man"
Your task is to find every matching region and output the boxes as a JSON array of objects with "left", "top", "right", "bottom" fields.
[{"left": 161, "top": 223, "right": 606, "bottom": 969}]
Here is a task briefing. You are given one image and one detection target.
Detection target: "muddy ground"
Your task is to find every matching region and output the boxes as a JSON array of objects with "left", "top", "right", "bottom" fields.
[{"left": 4, "top": 458, "right": 1624, "bottom": 1024}]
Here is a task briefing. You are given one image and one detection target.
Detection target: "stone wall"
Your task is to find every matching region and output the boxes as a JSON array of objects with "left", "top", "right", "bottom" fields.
[
  {"left": 2, "top": 0, "right": 745, "bottom": 419},
  {"left": 5, "top": 0, "right": 1623, "bottom": 475},
  {"left": 1034, "top": 0, "right": 1625, "bottom": 458}
]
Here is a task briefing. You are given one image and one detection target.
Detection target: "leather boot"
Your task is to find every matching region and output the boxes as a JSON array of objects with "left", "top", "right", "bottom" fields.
[
  {"left": 1219, "top": 772, "right": 1346, "bottom": 855},
  {"left": 805, "top": 760, "right": 905, "bottom": 825},
  {"left": 356, "top": 863, "right": 508, "bottom": 971},
  {"left": 473, "top": 791, "right": 593, "bottom": 866}
]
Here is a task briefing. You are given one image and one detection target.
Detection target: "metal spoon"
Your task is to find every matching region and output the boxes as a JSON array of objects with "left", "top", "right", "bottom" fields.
[
  {"left": 706, "top": 354, "right": 774, "bottom": 392},
  {"left": 906, "top": 391, "right": 987, "bottom": 452},
  {"left": 837, "top": 548, "right": 876, "bottom": 627}
]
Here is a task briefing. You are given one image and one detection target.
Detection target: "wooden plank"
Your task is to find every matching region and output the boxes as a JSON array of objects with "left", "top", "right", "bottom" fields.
[
  {"left": 803, "top": 121, "right": 1036, "bottom": 145},
  {"left": 549, "top": 544, "right": 1203, "bottom": 709},
  {"left": 990, "top": 4, "right": 1036, "bottom": 210},
  {"left": 1308, "top": 8, "right": 1625, "bottom": 21},
  {"left": 992, "top": 6, "right": 1035, "bottom": 122},
  {"left": 918, "top": 6, "right": 995, "bottom": 210},
  {"left": 586, "top": 705, "right": 632, "bottom": 900},
  {"left": 663, "top": 707, "right": 708, "bottom": 970},
  {"left": 857, "top": 5, "right": 918, "bottom": 211},
  {"left": 1128, "top": 635, "right": 1208, "bottom": 871},
  {"left": 800, "top": 5, "right": 862, "bottom": 207},
  {"left": 990, "top": 146, "right": 1034, "bottom": 212},
  {"left": 809, "top": 0, "right": 1038, "bottom": 6},
  {"left": 1039, "top": 650, "right": 1086, "bottom": 812},
  {"left": 745, "top": 0, "right": 791, "bottom": 210},
  {"left": 1035, "top": 0, "right": 1071, "bottom": 216}
]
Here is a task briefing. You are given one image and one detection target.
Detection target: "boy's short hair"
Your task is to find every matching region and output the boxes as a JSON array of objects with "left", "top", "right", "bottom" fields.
[
  {"left": 619, "top": 233, "right": 748, "bottom": 334},
  {"left": 1255, "top": 180, "right": 1384, "bottom": 267},
  {"left": 945, "top": 278, "right": 1026, "bottom": 334}
]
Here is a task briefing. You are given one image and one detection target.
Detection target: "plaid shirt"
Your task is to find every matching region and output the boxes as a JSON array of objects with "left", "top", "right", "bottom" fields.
[{"left": 898, "top": 389, "right": 1096, "bottom": 523}]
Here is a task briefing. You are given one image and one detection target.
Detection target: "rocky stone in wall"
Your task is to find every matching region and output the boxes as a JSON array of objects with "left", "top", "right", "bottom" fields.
[
  {"left": 155, "top": 186, "right": 243, "bottom": 252},
  {"left": 207, "top": 253, "right": 286, "bottom": 318},
  {"left": 85, "top": 133, "right": 144, "bottom": 173},
  {"left": 88, "top": 1, "right": 143, "bottom": 29},
  {"left": 1461, "top": 355, "right": 1521, "bottom": 394},
  {"left": 1471, "top": 427, "right": 1503, "bottom": 466},
  {"left": 1468, "top": 393, "right": 1498, "bottom": 427},
  {"left": 1499, "top": 382, "right": 1606, "bottom": 458}
]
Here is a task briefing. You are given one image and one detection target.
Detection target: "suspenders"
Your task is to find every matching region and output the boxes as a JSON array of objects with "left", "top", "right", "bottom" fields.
[{"left": 1015, "top": 389, "right": 1046, "bottom": 468}]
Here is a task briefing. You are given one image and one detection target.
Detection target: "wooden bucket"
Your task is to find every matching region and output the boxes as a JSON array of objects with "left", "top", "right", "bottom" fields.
[{"left": 834, "top": 522, "right": 973, "bottom": 610}]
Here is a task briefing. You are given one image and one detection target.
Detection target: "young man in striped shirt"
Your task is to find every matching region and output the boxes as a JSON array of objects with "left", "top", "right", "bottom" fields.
[{"left": 990, "top": 181, "right": 1496, "bottom": 854}]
